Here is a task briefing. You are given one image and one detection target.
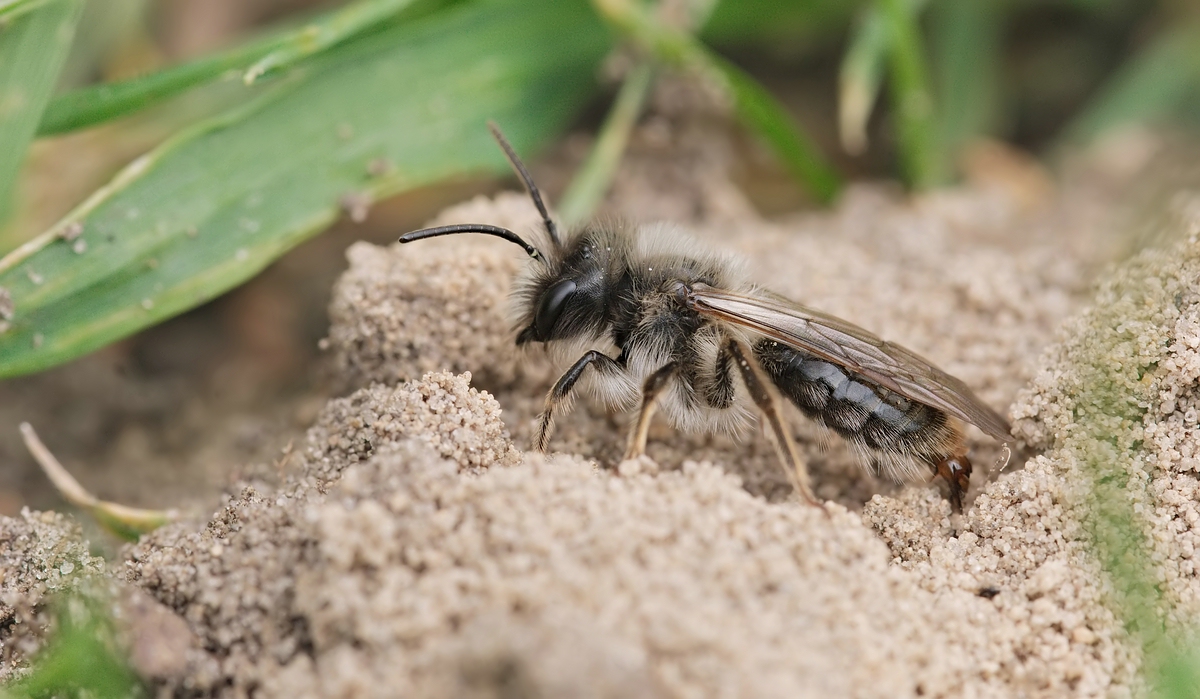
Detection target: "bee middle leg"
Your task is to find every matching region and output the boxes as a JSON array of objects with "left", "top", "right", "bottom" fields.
[
  {"left": 535, "top": 350, "right": 622, "bottom": 452},
  {"left": 623, "top": 362, "right": 679, "bottom": 460},
  {"left": 727, "top": 339, "right": 820, "bottom": 506}
]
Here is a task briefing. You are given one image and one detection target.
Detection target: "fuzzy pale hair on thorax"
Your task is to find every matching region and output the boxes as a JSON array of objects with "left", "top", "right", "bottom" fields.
[{"left": 509, "top": 219, "right": 752, "bottom": 332}]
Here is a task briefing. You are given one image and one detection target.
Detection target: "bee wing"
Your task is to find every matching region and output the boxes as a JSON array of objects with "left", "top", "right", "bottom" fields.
[{"left": 685, "top": 284, "right": 1012, "bottom": 442}]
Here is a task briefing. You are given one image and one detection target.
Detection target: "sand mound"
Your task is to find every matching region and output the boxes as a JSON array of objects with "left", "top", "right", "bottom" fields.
[
  {"left": 121, "top": 371, "right": 1128, "bottom": 698},
  {"left": 115, "top": 160, "right": 1141, "bottom": 697}
]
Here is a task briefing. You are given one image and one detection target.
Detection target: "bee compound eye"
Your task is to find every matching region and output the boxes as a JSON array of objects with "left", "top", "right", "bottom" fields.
[{"left": 534, "top": 279, "right": 577, "bottom": 340}]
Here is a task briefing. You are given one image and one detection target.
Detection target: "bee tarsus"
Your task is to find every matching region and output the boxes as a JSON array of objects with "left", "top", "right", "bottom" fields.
[
  {"left": 624, "top": 361, "right": 680, "bottom": 461},
  {"left": 934, "top": 455, "right": 973, "bottom": 514}
]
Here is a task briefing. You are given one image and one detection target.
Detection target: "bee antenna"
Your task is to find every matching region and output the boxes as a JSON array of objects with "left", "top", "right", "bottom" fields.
[
  {"left": 398, "top": 224, "right": 545, "bottom": 262},
  {"left": 487, "top": 121, "right": 561, "bottom": 248}
]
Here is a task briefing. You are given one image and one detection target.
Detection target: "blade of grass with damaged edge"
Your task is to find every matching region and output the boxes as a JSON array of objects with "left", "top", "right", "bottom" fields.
[
  {"left": 0, "top": 0, "right": 612, "bottom": 378},
  {"left": 36, "top": 33, "right": 285, "bottom": 137},
  {"left": 591, "top": 0, "right": 842, "bottom": 204},
  {"left": 0, "top": 0, "right": 83, "bottom": 221},
  {"left": 36, "top": 0, "right": 425, "bottom": 136}
]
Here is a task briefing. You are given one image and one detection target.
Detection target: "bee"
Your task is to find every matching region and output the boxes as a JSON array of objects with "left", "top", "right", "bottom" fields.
[{"left": 399, "top": 124, "right": 1011, "bottom": 512}]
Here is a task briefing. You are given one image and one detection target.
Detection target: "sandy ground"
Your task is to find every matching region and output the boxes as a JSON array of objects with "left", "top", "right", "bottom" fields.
[{"left": 3, "top": 108, "right": 1199, "bottom": 697}]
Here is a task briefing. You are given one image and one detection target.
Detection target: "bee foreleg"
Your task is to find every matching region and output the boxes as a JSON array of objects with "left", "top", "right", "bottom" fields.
[
  {"left": 623, "top": 362, "right": 679, "bottom": 461},
  {"left": 534, "top": 350, "right": 622, "bottom": 452},
  {"left": 727, "top": 339, "right": 820, "bottom": 506}
]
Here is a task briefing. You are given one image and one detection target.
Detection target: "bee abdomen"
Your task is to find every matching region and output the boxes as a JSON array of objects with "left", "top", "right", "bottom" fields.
[{"left": 754, "top": 340, "right": 953, "bottom": 457}]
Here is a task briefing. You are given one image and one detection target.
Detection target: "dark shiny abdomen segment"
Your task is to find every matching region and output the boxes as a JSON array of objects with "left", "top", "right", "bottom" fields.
[{"left": 754, "top": 339, "right": 947, "bottom": 454}]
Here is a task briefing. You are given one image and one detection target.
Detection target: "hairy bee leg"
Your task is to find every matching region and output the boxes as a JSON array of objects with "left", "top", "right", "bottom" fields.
[
  {"left": 623, "top": 362, "right": 680, "bottom": 461},
  {"left": 934, "top": 454, "right": 972, "bottom": 514},
  {"left": 727, "top": 340, "right": 820, "bottom": 506},
  {"left": 697, "top": 340, "right": 736, "bottom": 409},
  {"left": 534, "top": 350, "right": 622, "bottom": 452}
]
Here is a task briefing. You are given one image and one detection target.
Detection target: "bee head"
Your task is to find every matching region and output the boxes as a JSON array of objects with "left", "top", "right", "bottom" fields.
[
  {"left": 400, "top": 122, "right": 615, "bottom": 348},
  {"left": 513, "top": 232, "right": 613, "bottom": 345}
]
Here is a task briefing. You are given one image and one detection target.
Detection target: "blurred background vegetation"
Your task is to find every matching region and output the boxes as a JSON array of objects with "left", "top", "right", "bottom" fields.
[
  {"left": 3, "top": 0, "right": 1200, "bottom": 696},
  {"left": 1, "top": 0, "right": 1199, "bottom": 382}
]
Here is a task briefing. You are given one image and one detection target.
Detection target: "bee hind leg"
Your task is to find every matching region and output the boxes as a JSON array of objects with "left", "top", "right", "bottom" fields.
[
  {"left": 623, "top": 362, "right": 679, "bottom": 460},
  {"left": 727, "top": 340, "right": 820, "bottom": 507},
  {"left": 933, "top": 454, "right": 972, "bottom": 514}
]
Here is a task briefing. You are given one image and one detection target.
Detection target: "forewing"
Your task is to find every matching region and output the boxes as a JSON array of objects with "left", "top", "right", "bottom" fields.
[{"left": 685, "top": 284, "right": 1012, "bottom": 441}]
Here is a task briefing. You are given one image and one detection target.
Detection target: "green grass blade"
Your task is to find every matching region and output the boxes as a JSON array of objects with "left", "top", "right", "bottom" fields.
[
  {"left": 242, "top": 0, "right": 421, "bottom": 84},
  {"left": 838, "top": 0, "right": 930, "bottom": 156},
  {"left": 929, "top": 0, "right": 1000, "bottom": 162},
  {"left": 558, "top": 62, "right": 655, "bottom": 227},
  {"left": 36, "top": 34, "right": 284, "bottom": 136},
  {"left": 702, "top": 0, "right": 854, "bottom": 47},
  {"left": 36, "top": 0, "right": 430, "bottom": 136},
  {"left": 7, "top": 596, "right": 141, "bottom": 699},
  {"left": 592, "top": 0, "right": 842, "bottom": 203},
  {"left": 842, "top": 0, "right": 991, "bottom": 179},
  {"left": 712, "top": 52, "right": 842, "bottom": 203},
  {"left": 878, "top": 0, "right": 943, "bottom": 188},
  {"left": 0, "top": 0, "right": 53, "bottom": 22},
  {"left": 0, "top": 0, "right": 83, "bottom": 221},
  {"left": 0, "top": 0, "right": 611, "bottom": 378},
  {"left": 1061, "top": 22, "right": 1200, "bottom": 146},
  {"left": 838, "top": 7, "right": 889, "bottom": 155}
]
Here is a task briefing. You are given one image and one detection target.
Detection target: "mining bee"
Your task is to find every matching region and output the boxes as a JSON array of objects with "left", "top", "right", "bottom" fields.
[{"left": 399, "top": 125, "right": 1011, "bottom": 512}]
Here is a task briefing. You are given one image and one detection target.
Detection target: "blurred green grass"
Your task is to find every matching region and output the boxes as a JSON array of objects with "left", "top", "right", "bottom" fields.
[
  {"left": 4, "top": 594, "right": 141, "bottom": 699},
  {"left": 0, "top": 0, "right": 611, "bottom": 377},
  {"left": 3, "top": 0, "right": 1199, "bottom": 381},
  {"left": 0, "top": 0, "right": 82, "bottom": 221}
]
